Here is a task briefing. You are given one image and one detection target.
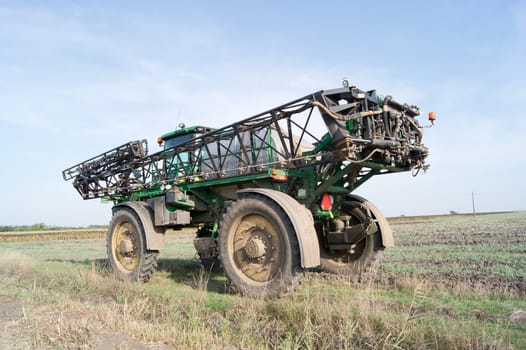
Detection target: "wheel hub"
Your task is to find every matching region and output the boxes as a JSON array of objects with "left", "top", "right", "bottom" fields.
[
  {"left": 119, "top": 238, "right": 134, "bottom": 254},
  {"left": 244, "top": 236, "right": 267, "bottom": 259},
  {"left": 230, "top": 214, "right": 282, "bottom": 283},
  {"left": 112, "top": 223, "right": 140, "bottom": 272}
]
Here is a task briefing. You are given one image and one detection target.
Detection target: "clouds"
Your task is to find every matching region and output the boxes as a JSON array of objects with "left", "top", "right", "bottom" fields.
[{"left": 0, "top": 1, "right": 524, "bottom": 225}]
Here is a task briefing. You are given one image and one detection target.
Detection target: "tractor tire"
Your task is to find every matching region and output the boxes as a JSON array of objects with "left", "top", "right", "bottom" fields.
[
  {"left": 107, "top": 209, "right": 159, "bottom": 282},
  {"left": 320, "top": 200, "right": 384, "bottom": 277},
  {"left": 218, "top": 194, "right": 302, "bottom": 298}
]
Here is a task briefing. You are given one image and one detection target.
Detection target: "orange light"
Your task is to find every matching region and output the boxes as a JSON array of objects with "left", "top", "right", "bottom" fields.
[
  {"left": 320, "top": 193, "right": 332, "bottom": 211},
  {"left": 157, "top": 136, "right": 163, "bottom": 145},
  {"left": 428, "top": 112, "right": 436, "bottom": 121},
  {"left": 271, "top": 169, "right": 288, "bottom": 181}
]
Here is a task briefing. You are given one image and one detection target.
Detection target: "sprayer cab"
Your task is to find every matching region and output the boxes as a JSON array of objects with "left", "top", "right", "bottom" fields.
[{"left": 158, "top": 125, "right": 215, "bottom": 149}]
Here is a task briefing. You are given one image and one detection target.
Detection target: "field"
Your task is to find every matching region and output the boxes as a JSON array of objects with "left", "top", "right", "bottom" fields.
[{"left": 0, "top": 212, "right": 525, "bottom": 349}]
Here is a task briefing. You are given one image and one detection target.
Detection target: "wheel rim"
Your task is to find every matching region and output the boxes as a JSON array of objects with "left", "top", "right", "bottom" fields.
[
  {"left": 232, "top": 214, "right": 282, "bottom": 283},
  {"left": 112, "top": 221, "right": 140, "bottom": 272}
]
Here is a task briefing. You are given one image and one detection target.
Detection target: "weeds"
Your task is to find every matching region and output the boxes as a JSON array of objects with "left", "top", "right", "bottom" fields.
[
  {"left": 1, "top": 256, "right": 524, "bottom": 349},
  {"left": 0, "top": 213, "right": 525, "bottom": 349}
]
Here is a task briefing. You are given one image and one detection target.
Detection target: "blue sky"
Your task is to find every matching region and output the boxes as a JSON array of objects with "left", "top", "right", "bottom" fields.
[{"left": 1, "top": 0, "right": 525, "bottom": 226}]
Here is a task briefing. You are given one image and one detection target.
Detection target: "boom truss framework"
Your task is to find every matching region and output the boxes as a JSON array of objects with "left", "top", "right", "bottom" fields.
[{"left": 63, "top": 86, "right": 429, "bottom": 200}]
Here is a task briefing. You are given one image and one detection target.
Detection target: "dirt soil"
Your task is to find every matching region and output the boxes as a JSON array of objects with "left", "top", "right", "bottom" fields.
[{"left": 379, "top": 212, "right": 526, "bottom": 295}]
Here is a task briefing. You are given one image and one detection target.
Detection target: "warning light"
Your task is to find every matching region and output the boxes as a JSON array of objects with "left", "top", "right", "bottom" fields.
[
  {"left": 428, "top": 112, "right": 436, "bottom": 125},
  {"left": 157, "top": 136, "right": 164, "bottom": 145},
  {"left": 320, "top": 193, "right": 332, "bottom": 211}
]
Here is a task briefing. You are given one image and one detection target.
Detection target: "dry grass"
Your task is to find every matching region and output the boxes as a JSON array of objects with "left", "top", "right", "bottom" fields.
[
  {"left": 1, "top": 213, "right": 525, "bottom": 349},
  {"left": 0, "top": 229, "right": 107, "bottom": 242},
  {"left": 0, "top": 251, "right": 36, "bottom": 275},
  {"left": 0, "top": 254, "right": 523, "bottom": 350}
]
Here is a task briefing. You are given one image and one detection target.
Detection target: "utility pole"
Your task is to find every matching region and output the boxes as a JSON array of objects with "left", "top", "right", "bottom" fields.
[{"left": 472, "top": 192, "right": 476, "bottom": 216}]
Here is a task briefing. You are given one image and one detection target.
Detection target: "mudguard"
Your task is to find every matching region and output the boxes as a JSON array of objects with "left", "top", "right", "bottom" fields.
[
  {"left": 237, "top": 188, "right": 320, "bottom": 268},
  {"left": 347, "top": 194, "right": 394, "bottom": 247},
  {"left": 112, "top": 202, "right": 165, "bottom": 250}
]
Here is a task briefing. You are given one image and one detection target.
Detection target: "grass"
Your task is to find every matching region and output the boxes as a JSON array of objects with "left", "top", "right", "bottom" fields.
[
  {"left": 0, "top": 213, "right": 525, "bottom": 349},
  {"left": 1, "top": 258, "right": 524, "bottom": 349}
]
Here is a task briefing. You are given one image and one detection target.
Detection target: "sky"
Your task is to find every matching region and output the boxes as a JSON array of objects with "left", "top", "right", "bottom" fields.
[{"left": 1, "top": 0, "right": 525, "bottom": 226}]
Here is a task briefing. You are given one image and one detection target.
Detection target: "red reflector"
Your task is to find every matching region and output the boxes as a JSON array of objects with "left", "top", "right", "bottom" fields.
[{"left": 320, "top": 193, "right": 332, "bottom": 211}]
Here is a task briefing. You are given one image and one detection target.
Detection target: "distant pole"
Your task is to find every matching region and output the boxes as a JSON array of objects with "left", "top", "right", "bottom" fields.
[{"left": 472, "top": 192, "right": 476, "bottom": 216}]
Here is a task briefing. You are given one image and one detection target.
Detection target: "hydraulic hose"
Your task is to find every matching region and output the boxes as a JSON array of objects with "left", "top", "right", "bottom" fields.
[{"left": 311, "top": 101, "right": 384, "bottom": 121}]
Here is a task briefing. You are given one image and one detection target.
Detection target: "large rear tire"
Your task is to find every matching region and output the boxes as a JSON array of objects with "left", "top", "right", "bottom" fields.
[
  {"left": 107, "top": 209, "right": 159, "bottom": 282},
  {"left": 320, "top": 200, "right": 384, "bottom": 276},
  {"left": 218, "top": 195, "right": 302, "bottom": 298}
]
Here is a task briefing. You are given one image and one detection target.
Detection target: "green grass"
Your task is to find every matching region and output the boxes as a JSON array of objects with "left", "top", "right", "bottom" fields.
[
  {"left": 0, "top": 238, "right": 106, "bottom": 260},
  {"left": 0, "top": 263, "right": 524, "bottom": 348},
  {"left": 0, "top": 213, "right": 525, "bottom": 349},
  {"left": 1, "top": 254, "right": 524, "bottom": 349}
]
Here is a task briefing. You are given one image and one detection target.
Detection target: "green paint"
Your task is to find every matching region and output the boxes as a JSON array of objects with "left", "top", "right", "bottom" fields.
[
  {"left": 346, "top": 119, "right": 354, "bottom": 132},
  {"left": 160, "top": 126, "right": 215, "bottom": 140}
]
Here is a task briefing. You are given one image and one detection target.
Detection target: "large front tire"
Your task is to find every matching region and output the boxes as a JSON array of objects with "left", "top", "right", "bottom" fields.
[
  {"left": 107, "top": 209, "right": 159, "bottom": 282},
  {"left": 218, "top": 195, "right": 302, "bottom": 298}
]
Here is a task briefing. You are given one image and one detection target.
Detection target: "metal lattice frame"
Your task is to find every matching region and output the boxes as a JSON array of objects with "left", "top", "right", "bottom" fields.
[{"left": 63, "top": 86, "right": 429, "bottom": 200}]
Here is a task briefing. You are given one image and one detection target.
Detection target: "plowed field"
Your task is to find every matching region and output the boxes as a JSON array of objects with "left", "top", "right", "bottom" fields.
[{"left": 379, "top": 212, "right": 526, "bottom": 295}]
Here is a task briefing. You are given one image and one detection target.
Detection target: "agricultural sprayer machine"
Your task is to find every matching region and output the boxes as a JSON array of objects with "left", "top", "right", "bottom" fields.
[{"left": 63, "top": 81, "right": 434, "bottom": 297}]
